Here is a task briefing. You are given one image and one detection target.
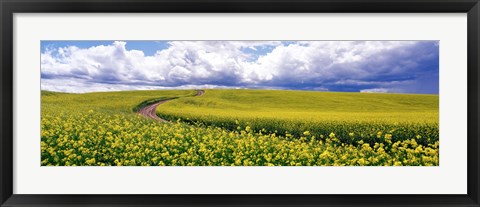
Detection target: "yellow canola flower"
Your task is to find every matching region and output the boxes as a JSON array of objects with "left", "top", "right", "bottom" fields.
[{"left": 40, "top": 90, "right": 439, "bottom": 167}]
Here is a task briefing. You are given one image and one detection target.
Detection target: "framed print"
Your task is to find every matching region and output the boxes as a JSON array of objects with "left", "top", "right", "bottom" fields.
[{"left": 1, "top": 0, "right": 479, "bottom": 206}]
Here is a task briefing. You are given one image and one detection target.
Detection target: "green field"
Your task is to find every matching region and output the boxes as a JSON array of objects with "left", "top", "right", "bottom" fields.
[
  {"left": 41, "top": 89, "right": 439, "bottom": 166},
  {"left": 158, "top": 89, "right": 438, "bottom": 146},
  {"left": 41, "top": 90, "right": 196, "bottom": 114}
]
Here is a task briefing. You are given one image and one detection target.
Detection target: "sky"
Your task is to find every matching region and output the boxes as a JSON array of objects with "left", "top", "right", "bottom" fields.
[{"left": 40, "top": 40, "right": 439, "bottom": 94}]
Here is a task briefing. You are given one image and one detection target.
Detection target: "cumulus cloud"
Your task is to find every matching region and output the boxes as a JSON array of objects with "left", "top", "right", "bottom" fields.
[{"left": 41, "top": 40, "right": 439, "bottom": 93}]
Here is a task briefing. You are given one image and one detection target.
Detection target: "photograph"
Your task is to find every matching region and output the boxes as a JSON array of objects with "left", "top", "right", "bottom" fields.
[{"left": 40, "top": 40, "right": 439, "bottom": 166}]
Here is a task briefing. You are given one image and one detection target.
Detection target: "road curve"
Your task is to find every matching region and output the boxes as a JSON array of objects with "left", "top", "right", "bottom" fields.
[{"left": 138, "top": 90, "right": 205, "bottom": 122}]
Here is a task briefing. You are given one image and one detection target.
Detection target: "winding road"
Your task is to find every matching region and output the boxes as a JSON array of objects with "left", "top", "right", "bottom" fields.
[{"left": 138, "top": 90, "right": 204, "bottom": 122}]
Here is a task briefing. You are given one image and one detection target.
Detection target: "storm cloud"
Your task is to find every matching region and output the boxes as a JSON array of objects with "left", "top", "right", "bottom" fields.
[{"left": 41, "top": 40, "right": 439, "bottom": 93}]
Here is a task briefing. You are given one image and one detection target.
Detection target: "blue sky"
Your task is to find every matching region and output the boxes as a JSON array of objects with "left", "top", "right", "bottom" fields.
[
  {"left": 41, "top": 41, "right": 170, "bottom": 56},
  {"left": 41, "top": 40, "right": 439, "bottom": 94}
]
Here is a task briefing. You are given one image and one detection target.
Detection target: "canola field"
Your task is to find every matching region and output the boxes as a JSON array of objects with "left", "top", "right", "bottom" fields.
[{"left": 41, "top": 89, "right": 439, "bottom": 166}]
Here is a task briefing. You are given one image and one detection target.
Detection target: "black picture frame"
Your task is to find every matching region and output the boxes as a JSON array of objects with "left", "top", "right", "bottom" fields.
[{"left": 1, "top": 0, "right": 479, "bottom": 206}]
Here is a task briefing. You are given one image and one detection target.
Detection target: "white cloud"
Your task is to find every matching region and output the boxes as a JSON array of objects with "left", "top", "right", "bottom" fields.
[
  {"left": 360, "top": 88, "right": 389, "bottom": 93},
  {"left": 40, "top": 78, "right": 240, "bottom": 93},
  {"left": 41, "top": 41, "right": 439, "bottom": 93}
]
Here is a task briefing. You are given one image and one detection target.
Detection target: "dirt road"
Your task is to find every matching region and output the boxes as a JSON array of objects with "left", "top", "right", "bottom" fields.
[{"left": 138, "top": 90, "right": 204, "bottom": 122}]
